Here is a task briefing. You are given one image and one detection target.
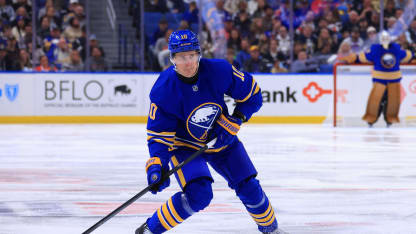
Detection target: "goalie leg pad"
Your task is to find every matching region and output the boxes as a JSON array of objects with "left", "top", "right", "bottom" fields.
[
  {"left": 386, "top": 82, "right": 401, "bottom": 123},
  {"left": 362, "top": 82, "right": 387, "bottom": 124},
  {"left": 235, "top": 177, "right": 278, "bottom": 232}
]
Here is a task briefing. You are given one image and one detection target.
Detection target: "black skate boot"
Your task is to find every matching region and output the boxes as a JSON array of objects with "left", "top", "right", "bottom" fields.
[
  {"left": 135, "top": 222, "right": 153, "bottom": 234},
  {"left": 263, "top": 228, "right": 289, "bottom": 234}
]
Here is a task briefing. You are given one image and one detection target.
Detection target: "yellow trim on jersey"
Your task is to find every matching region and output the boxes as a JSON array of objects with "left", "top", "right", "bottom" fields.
[
  {"left": 157, "top": 208, "right": 171, "bottom": 230},
  {"left": 171, "top": 156, "right": 186, "bottom": 188},
  {"left": 253, "top": 83, "right": 260, "bottom": 95},
  {"left": 147, "top": 136, "right": 175, "bottom": 144},
  {"left": 371, "top": 70, "right": 402, "bottom": 79},
  {"left": 162, "top": 202, "right": 179, "bottom": 227},
  {"left": 236, "top": 78, "right": 256, "bottom": 103},
  {"left": 147, "top": 130, "right": 176, "bottom": 136},
  {"left": 151, "top": 139, "right": 174, "bottom": 147},
  {"left": 358, "top": 52, "right": 370, "bottom": 63},
  {"left": 233, "top": 71, "right": 245, "bottom": 81},
  {"left": 250, "top": 203, "right": 272, "bottom": 218},
  {"left": 168, "top": 198, "right": 184, "bottom": 222},
  {"left": 401, "top": 50, "right": 413, "bottom": 63}
]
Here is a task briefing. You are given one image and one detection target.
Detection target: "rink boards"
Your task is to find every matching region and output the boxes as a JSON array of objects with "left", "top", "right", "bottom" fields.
[{"left": 0, "top": 72, "right": 415, "bottom": 124}]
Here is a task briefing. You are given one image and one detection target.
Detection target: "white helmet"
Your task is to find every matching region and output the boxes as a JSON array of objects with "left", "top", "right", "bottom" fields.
[{"left": 380, "top": 30, "right": 391, "bottom": 49}]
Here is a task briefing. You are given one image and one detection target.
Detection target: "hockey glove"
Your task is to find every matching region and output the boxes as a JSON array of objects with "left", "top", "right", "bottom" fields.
[
  {"left": 211, "top": 114, "right": 242, "bottom": 149},
  {"left": 145, "top": 157, "right": 170, "bottom": 194}
]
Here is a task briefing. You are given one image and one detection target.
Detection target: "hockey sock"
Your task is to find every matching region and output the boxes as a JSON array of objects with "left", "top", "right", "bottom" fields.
[
  {"left": 236, "top": 178, "right": 278, "bottom": 232},
  {"left": 146, "top": 192, "right": 193, "bottom": 234}
]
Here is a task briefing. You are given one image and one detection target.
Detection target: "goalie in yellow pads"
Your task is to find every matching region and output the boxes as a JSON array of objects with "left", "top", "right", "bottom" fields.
[{"left": 342, "top": 31, "right": 414, "bottom": 127}]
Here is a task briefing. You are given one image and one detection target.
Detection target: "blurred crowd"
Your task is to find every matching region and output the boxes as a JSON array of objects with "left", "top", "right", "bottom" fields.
[
  {"left": 0, "top": 0, "right": 107, "bottom": 72},
  {"left": 2, "top": 0, "right": 415, "bottom": 73},
  {"left": 130, "top": 0, "right": 416, "bottom": 73}
]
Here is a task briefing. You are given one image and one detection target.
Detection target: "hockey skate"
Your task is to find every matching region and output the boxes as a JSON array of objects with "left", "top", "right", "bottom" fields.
[
  {"left": 263, "top": 228, "right": 289, "bottom": 234},
  {"left": 135, "top": 222, "right": 153, "bottom": 234}
]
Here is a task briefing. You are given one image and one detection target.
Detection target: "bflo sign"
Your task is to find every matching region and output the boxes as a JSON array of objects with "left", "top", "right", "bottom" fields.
[
  {"left": 45, "top": 80, "right": 103, "bottom": 101},
  {"left": 35, "top": 75, "right": 141, "bottom": 115}
]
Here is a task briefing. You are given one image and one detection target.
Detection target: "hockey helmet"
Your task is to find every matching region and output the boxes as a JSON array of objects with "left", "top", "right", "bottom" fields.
[{"left": 168, "top": 30, "right": 200, "bottom": 56}]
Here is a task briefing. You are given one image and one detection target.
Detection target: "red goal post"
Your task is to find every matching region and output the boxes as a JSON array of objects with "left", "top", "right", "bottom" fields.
[{"left": 331, "top": 63, "right": 416, "bottom": 127}]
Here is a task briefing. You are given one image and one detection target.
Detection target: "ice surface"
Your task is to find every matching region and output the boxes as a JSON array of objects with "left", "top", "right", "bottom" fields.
[{"left": 1, "top": 124, "right": 416, "bottom": 234}]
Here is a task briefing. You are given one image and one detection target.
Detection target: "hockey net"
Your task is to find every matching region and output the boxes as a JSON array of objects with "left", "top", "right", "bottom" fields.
[{"left": 330, "top": 63, "right": 416, "bottom": 127}]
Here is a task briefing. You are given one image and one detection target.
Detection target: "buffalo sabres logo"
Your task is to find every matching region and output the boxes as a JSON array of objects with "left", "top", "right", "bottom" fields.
[
  {"left": 187, "top": 103, "right": 222, "bottom": 142},
  {"left": 381, "top": 53, "right": 396, "bottom": 69}
]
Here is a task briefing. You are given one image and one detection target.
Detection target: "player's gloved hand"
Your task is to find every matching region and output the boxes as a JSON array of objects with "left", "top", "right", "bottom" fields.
[
  {"left": 211, "top": 114, "right": 242, "bottom": 149},
  {"left": 145, "top": 157, "right": 170, "bottom": 194}
]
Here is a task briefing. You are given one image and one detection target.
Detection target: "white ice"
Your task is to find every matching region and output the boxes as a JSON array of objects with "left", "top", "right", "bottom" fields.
[{"left": 1, "top": 124, "right": 416, "bottom": 234}]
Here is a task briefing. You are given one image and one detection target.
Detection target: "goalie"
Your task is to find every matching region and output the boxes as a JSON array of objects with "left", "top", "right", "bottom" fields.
[{"left": 341, "top": 31, "right": 414, "bottom": 127}]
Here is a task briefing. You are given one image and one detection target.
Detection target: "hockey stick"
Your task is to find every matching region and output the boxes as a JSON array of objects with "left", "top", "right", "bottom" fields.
[{"left": 82, "top": 138, "right": 216, "bottom": 234}]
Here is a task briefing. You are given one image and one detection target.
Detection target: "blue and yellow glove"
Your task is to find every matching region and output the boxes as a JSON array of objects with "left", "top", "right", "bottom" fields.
[
  {"left": 145, "top": 157, "right": 170, "bottom": 194},
  {"left": 211, "top": 114, "right": 242, "bottom": 149}
]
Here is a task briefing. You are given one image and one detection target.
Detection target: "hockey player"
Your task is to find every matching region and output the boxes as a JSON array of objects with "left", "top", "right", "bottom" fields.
[
  {"left": 341, "top": 31, "right": 413, "bottom": 127},
  {"left": 136, "top": 30, "right": 285, "bottom": 234}
]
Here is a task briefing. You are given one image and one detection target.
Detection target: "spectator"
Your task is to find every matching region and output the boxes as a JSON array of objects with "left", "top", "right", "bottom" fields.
[
  {"left": 252, "top": 0, "right": 268, "bottom": 18},
  {"left": 225, "top": 47, "right": 240, "bottom": 69},
  {"left": 153, "top": 28, "right": 173, "bottom": 71},
  {"left": 235, "top": 37, "right": 250, "bottom": 69},
  {"left": 276, "top": 25, "right": 290, "bottom": 57},
  {"left": 384, "top": 0, "right": 396, "bottom": 18},
  {"left": 43, "top": 6, "right": 61, "bottom": 29},
  {"left": 63, "top": 17, "right": 82, "bottom": 42},
  {"left": 264, "top": 38, "right": 285, "bottom": 63},
  {"left": 89, "top": 34, "right": 105, "bottom": 57},
  {"left": 14, "top": 6, "right": 29, "bottom": 23},
  {"left": 39, "top": 16, "right": 51, "bottom": 39},
  {"left": 151, "top": 18, "right": 168, "bottom": 46},
  {"left": 55, "top": 38, "right": 71, "bottom": 68},
  {"left": 358, "top": 19, "right": 369, "bottom": 39},
  {"left": 182, "top": 1, "right": 198, "bottom": 25},
  {"left": 290, "top": 50, "right": 319, "bottom": 73},
  {"left": 11, "top": 16, "right": 25, "bottom": 45},
  {"left": 227, "top": 28, "right": 241, "bottom": 52},
  {"left": 12, "top": 0, "right": 31, "bottom": 15},
  {"left": 341, "top": 27, "right": 364, "bottom": 53},
  {"left": 334, "top": 41, "right": 354, "bottom": 64},
  {"left": 63, "top": 50, "right": 84, "bottom": 71},
  {"left": 407, "top": 19, "right": 416, "bottom": 50},
  {"left": 243, "top": 45, "right": 269, "bottom": 73},
  {"left": 18, "top": 48, "right": 31, "bottom": 71},
  {"left": 363, "top": 26, "right": 378, "bottom": 51},
  {"left": 234, "top": 10, "right": 251, "bottom": 38},
  {"left": 387, "top": 16, "right": 397, "bottom": 30},
  {"left": 271, "top": 59, "right": 288, "bottom": 73},
  {"left": 296, "top": 24, "right": 317, "bottom": 55},
  {"left": 35, "top": 55, "right": 57, "bottom": 72},
  {"left": 88, "top": 46, "right": 108, "bottom": 72},
  {"left": 0, "top": 0, "right": 16, "bottom": 22},
  {"left": 5, "top": 35, "right": 20, "bottom": 70},
  {"left": 0, "top": 39, "right": 7, "bottom": 70}
]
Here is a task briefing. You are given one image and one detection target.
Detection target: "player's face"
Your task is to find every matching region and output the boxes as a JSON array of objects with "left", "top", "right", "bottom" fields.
[{"left": 173, "top": 50, "right": 200, "bottom": 78}]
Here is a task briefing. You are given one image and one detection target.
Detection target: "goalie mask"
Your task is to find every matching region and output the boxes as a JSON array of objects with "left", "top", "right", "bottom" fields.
[{"left": 380, "top": 30, "right": 391, "bottom": 49}]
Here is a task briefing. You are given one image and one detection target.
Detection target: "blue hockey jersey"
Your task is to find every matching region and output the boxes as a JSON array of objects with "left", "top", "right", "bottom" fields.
[
  {"left": 358, "top": 42, "right": 413, "bottom": 82},
  {"left": 146, "top": 58, "right": 262, "bottom": 162}
]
